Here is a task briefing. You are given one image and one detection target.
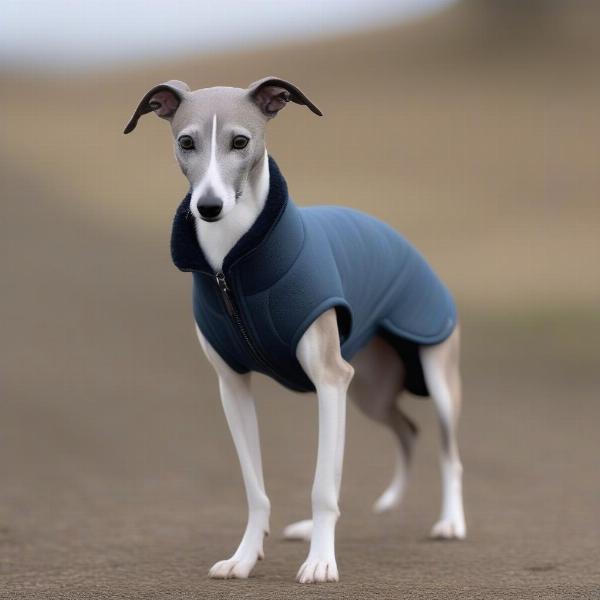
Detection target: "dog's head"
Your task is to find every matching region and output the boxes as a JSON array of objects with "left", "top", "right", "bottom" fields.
[{"left": 124, "top": 77, "right": 322, "bottom": 222}]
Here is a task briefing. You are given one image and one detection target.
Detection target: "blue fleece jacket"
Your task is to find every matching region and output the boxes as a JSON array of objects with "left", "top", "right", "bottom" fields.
[{"left": 171, "top": 156, "right": 456, "bottom": 396}]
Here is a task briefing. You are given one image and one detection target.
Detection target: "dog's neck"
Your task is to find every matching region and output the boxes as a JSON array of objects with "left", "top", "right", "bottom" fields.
[{"left": 194, "top": 150, "right": 270, "bottom": 272}]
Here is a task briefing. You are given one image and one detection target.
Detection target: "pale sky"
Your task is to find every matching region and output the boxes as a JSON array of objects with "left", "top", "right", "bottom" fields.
[{"left": 0, "top": 0, "right": 454, "bottom": 71}]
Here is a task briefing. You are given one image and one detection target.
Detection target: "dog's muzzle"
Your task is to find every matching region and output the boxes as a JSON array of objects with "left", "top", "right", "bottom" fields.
[{"left": 197, "top": 194, "right": 223, "bottom": 222}]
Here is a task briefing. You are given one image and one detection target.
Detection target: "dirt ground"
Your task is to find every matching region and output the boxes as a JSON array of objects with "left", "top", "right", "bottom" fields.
[{"left": 1, "top": 154, "right": 599, "bottom": 600}]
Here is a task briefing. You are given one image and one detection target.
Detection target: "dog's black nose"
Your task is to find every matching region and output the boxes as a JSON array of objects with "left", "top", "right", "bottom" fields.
[{"left": 198, "top": 196, "right": 223, "bottom": 221}]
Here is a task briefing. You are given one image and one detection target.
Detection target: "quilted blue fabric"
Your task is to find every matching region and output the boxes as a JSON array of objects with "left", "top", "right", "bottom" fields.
[{"left": 171, "top": 156, "right": 456, "bottom": 396}]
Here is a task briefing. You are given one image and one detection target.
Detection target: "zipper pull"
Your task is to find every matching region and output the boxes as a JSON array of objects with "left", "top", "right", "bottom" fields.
[
  {"left": 215, "top": 272, "right": 235, "bottom": 317},
  {"left": 215, "top": 272, "right": 229, "bottom": 292}
]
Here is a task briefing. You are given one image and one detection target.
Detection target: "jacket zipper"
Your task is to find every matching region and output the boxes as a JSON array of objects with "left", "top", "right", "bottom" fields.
[{"left": 215, "top": 271, "right": 276, "bottom": 374}]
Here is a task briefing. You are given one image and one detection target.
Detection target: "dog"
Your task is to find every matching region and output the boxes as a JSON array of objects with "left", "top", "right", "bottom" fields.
[{"left": 124, "top": 77, "right": 466, "bottom": 584}]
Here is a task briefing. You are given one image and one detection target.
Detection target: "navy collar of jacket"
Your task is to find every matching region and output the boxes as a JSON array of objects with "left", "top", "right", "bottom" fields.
[{"left": 171, "top": 155, "right": 299, "bottom": 279}]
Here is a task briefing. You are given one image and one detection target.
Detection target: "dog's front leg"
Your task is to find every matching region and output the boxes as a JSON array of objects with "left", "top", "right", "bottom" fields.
[
  {"left": 295, "top": 309, "right": 353, "bottom": 583},
  {"left": 196, "top": 327, "right": 270, "bottom": 579}
]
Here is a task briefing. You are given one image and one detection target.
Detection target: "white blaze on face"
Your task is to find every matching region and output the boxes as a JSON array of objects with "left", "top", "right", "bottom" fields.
[{"left": 189, "top": 114, "right": 232, "bottom": 217}]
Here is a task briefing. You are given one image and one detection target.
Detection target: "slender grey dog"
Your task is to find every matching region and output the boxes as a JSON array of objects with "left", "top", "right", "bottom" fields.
[{"left": 124, "top": 77, "right": 466, "bottom": 584}]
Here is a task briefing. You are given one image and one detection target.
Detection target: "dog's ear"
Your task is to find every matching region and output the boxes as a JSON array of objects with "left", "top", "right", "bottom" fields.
[
  {"left": 123, "top": 80, "right": 190, "bottom": 134},
  {"left": 247, "top": 77, "right": 323, "bottom": 118}
]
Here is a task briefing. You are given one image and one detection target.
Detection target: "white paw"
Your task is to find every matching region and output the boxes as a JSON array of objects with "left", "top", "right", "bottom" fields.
[
  {"left": 208, "top": 556, "right": 258, "bottom": 579},
  {"left": 372, "top": 484, "right": 404, "bottom": 514},
  {"left": 430, "top": 516, "right": 466, "bottom": 540},
  {"left": 296, "top": 556, "right": 339, "bottom": 583},
  {"left": 283, "top": 519, "right": 313, "bottom": 541}
]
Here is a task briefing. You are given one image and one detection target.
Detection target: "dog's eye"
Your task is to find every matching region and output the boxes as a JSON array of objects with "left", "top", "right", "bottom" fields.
[
  {"left": 232, "top": 135, "right": 249, "bottom": 150},
  {"left": 178, "top": 135, "right": 195, "bottom": 151}
]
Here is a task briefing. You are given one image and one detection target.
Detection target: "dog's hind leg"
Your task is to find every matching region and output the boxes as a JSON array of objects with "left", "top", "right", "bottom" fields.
[
  {"left": 420, "top": 325, "right": 466, "bottom": 540},
  {"left": 369, "top": 408, "right": 418, "bottom": 514},
  {"left": 196, "top": 326, "right": 271, "bottom": 579},
  {"left": 283, "top": 336, "right": 416, "bottom": 542},
  {"left": 348, "top": 335, "right": 418, "bottom": 514}
]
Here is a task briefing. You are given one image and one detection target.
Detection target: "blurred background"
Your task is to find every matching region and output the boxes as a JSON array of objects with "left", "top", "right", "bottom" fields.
[{"left": 1, "top": 1, "right": 599, "bottom": 598}]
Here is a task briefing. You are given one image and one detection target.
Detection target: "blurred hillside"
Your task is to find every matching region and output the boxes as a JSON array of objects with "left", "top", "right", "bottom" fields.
[{"left": 1, "top": 1, "right": 599, "bottom": 315}]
